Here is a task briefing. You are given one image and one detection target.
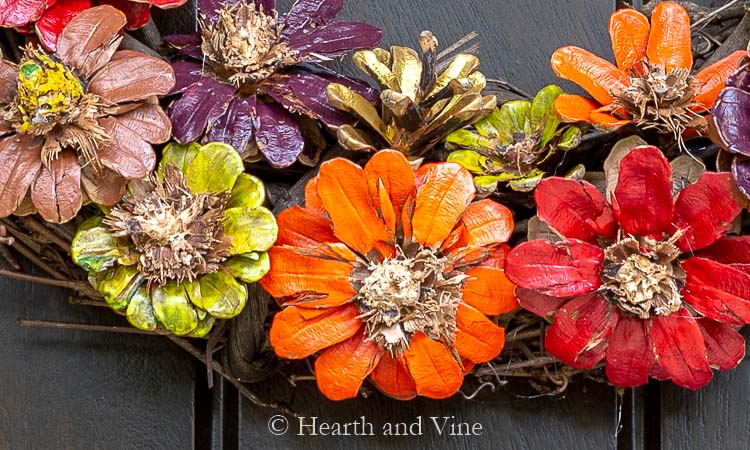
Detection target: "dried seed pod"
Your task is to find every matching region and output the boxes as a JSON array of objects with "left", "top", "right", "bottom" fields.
[{"left": 326, "top": 31, "right": 497, "bottom": 158}]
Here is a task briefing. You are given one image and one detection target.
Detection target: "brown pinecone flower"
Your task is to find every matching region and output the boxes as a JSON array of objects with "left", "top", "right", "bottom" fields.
[{"left": 0, "top": 6, "right": 175, "bottom": 223}]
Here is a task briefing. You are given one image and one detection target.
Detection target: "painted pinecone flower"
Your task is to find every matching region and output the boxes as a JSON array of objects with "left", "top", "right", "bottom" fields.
[
  {"left": 505, "top": 146, "right": 748, "bottom": 389},
  {"left": 166, "top": 0, "right": 382, "bottom": 168},
  {"left": 0, "top": 0, "right": 187, "bottom": 50},
  {"left": 327, "top": 31, "right": 496, "bottom": 158},
  {"left": 0, "top": 6, "right": 175, "bottom": 223},
  {"left": 261, "top": 150, "right": 517, "bottom": 400},
  {"left": 551, "top": 3, "right": 744, "bottom": 149},
  {"left": 447, "top": 84, "right": 582, "bottom": 194},
  {"left": 71, "top": 142, "right": 278, "bottom": 336}
]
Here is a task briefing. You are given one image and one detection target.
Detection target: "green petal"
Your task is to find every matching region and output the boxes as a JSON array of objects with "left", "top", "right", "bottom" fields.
[
  {"left": 508, "top": 170, "right": 545, "bottom": 192},
  {"left": 194, "top": 270, "right": 248, "bottom": 319},
  {"left": 447, "top": 150, "right": 488, "bottom": 175},
  {"left": 223, "top": 252, "right": 270, "bottom": 283},
  {"left": 93, "top": 265, "right": 143, "bottom": 312},
  {"left": 474, "top": 175, "right": 504, "bottom": 197},
  {"left": 557, "top": 126, "right": 582, "bottom": 151},
  {"left": 185, "top": 142, "right": 244, "bottom": 194},
  {"left": 499, "top": 100, "right": 532, "bottom": 136},
  {"left": 222, "top": 206, "right": 278, "bottom": 255},
  {"left": 227, "top": 173, "right": 266, "bottom": 210},
  {"left": 475, "top": 109, "right": 514, "bottom": 145},
  {"left": 530, "top": 85, "right": 563, "bottom": 147},
  {"left": 445, "top": 129, "right": 495, "bottom": 153},
  {"left": 188, "top": 316, "right": 216, "bottom": 338},
  {"left": 565, "top": 164, "right": 586, "bottom": 181},
  {"left": 71, "top": 216, "right": 129, "bottom": 272},
  {"left": 158, "top": 142, "right": 201, "bottom": 178},
  {"left": 151, "top": 282, "right": 199, "bottom": 335},
  {"left": 125, "top": 286, "right": 157, "bottom": 331}
]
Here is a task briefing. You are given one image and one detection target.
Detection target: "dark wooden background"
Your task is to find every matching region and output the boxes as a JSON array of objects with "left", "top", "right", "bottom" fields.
[{"left": 2, "top": 0, "right": 748, "bottom": 449}]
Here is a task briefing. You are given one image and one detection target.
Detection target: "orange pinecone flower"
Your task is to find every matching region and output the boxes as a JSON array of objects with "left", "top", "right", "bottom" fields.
[{"left": 261, "top": 150, "right": 518, "bottom": 401}]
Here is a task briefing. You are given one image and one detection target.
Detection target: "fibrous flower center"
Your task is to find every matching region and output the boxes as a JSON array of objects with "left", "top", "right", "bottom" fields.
[
  {"left": 5, "top": 47, "right": 110, "bottom": 167},
  {"left": 104, "top": 165, "right": 231, "bottom": 285},
  {"left": 200, "top": 2, "right": 295, "bottom": 86},
  {"left": 600, "top": 231, "right": 686, "bottom": 319},
  {"left": 355, "top": 247, "right": 466, "bottom": 355},
  {"left": 612, "top": 61, "right": 703, "bottom": 147}
]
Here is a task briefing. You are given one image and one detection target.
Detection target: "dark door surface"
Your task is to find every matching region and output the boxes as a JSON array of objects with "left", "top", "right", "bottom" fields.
[{"left": 1, "top": 1, "right": 747, "bottom": 449}]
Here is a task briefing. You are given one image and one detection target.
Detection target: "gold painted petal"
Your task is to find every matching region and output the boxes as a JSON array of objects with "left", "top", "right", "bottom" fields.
[
  {"left": 336, "top": 125, "right": 378, "bottom": 152},
  {"left": 0, "top": 134, "right": 42, "bottom": 218},
  {"left": 97, "top": 117, "right": 156, "bottom": 180},
  {"left": 0, "top": 59, "right": 18, "bottom": 104},
  {"left": 31, "top": 150, "right": 82, "bottom": 223},
  {"left": 353, "top": 50, "right": 399, "bottom": 90},
  {"left": 392, "top": 46, "right": 422, "bottom": 100},
  {"left": 326, "top": 83, "right": 389, "bottom": 141},
  {"left": 114, "top": 104, "right": 172, "bottom": 144},
  {"left": 89, "top": 51, "right": 176, "bottom": 103},
  {"left": 428, "top": 54, "right": 480, "bottom": 99},
  {"left": 80, "top": 165, "right": 128, "bottom": 207},
  {"left": 56, "top": 5, "right": 126, "bottom": 78}
]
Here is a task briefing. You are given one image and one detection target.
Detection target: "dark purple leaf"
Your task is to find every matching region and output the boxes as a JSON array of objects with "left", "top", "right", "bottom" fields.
[
  {"left": 207, "top": 95, "right": 257, "bottom": 158},
  {"left": 712, "top": 87, "right": 750, "bottom": 156},
  {"left": 263, "top": 72, "right": 354, "bottom": 127},
  {"left": 164, "top": 33, "right": 203, "bottom": 60},
  {"left": 732, "top": 154, "right": 750, "bottom": 201},
  {"left": 308, "top": 67, "right": 379, "bottom": 103},
  {"left": 252, "top": 100, "right": 304, "bottom": 168},
  {"left": 288, "top": 21, "right": 383, "bottom": 58},
  {"left": 281, "top": 0, "right": 343, "bottom": 38},
  {"left": 168, "top": 78, "right": 237, "bottom": 143},
  {"left": 727, "top": 57, "right": 750, "bottom": 90},
  {"left": 170, "top": 60, "right": 210, "bottom": 95}
]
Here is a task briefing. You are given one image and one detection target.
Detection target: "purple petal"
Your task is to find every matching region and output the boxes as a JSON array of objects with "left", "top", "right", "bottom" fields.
[
  {"left": 255, "top": 0, "right": 275, "bottom": 12},
  {"left": 288, "top": 22, "right": 382, "bottom": 58},
  {"left": 712, "top": 87, "right": 750, "bottom": 156},
  {"left": 164, "top": 33, "right": 204, "bottom": 60},
  {"left": 301, "top": 65, "right": 379, "bottom": 103},
  {"left": 168, "top": 78, "right": 237, "bottom": 143},
  {"left": 732, "top": 155, "right": 750, "bottom": 200},
  {"left": 207, "top": 96, "right": 256, "bottom": 157},
  {"left": 170, "top": 60, "right": 210, "bottom": 95},
  {"left": 281, "top": 0, "right": 343, "bottom": 38},
  {"left": 263, "top": 73, "right": 354, "bottom": 127},
  {"left": 252, "top": 100, "right": 304, "bottom": 168},
  {"left": 727, "top": 57, "right": 750, "bottom": 90}
]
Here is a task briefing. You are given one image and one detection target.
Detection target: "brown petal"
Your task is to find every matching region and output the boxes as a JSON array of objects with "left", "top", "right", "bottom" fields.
[
  {"left": 97, "top": 117, "right": 156, "bottom": 179},
  {"left": 89, "top": 51, "right": 176, "bottom": 103},
  {"left": 56, "top": 5, "right": 126, "bottom": 78},
  {"left": 114, "top": 104, "right": 172, "bottom": 144},
  {"left": 0, "top": 59, "right": 18, "bottom": 104},
  {"left": 31, "top": 150, "right": 82, "bottom": 223},
  {"left": 0, "top": 134, "right": 42, "bottom": 217},
  {"left": 81, "top": 165, "right": 128, "bottom": 207}
]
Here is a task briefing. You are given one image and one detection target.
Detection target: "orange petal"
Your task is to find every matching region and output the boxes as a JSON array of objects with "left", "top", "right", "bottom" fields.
[
  {"left": 276, "top": 205, "right": 336, "bottom": 248},
  {"left": 462, "top": 360, "right": 476, "bottom": 374},
  {"left": 462, "top": 266, "right": 518, "bottom": 316},
  {"left": 554, "top": 94, "right": 598, "bottom": 123},
  {"left": 304, "top": 175, "right": 325, "bottom": 213},
  {"left": 590, "top": 110, "right": 631, "bottom": 130},
  {"left": 363, "top": 149, "right": 415, "bottom": 220},
  {"left": 260, "top": 245, "right": 357, "bottom": 308},
  {"left": 369, "top": 353, "right": 417, "bottom": 400},
  {"left": 443, "top": 199, "right": 513, "bottom": 252},
  {"left": 270, "top": 304, "right": 362, "bottom": 359},
  {"left": 551, "top": 46, "right": 629, "bottom": 105},
  {"left": 315, "top": 329, "right": 383, "bottom": 401},
  {"left": 412, "top": 163, "right": 475, "bottom": 247},
  {"left": 647, "top": 2, "right": 692, "bottom": 72},
  {"left": 316, "top": 158, "right": 393, "bottom": 258},
  {"left": 694, "top": 50, "right": 746, "bottom": 108},
  {"left": 404, "top": 333, "right": 464, "bottom": 399},
  {"left": 609, "top": 8, "right": 650, "bottom": 71},
  {"left": 378, "top": 181, "right": 397, "bottom": 234},
  {"left": 455, "top": 304, "right": 505, "bottom": 363}
]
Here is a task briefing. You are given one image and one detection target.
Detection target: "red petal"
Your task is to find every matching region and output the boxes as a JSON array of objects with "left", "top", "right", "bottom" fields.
[
  {"left": 611, "top": 146, "right": 674, "bottom": 236},
  {"left": 0, "top": 0, "right": 48, "bottom": 27},
  {"left": 535, "top": 177, "right": 617, "bottom": 243},
  {"left": 369, "top": 353, "right": 417, "bottom": 401},
  {"left": 605, "top": 317, "right": 653, "bottom": 387},
  {"left": 505, "top": 239, "right": 604, "bottom": 297},
  {"left": 544, "top": 293, "right": 618, "bottom": 369},
  {"left": 403, "top": 333, "right": 464, "bottom": 399},
  {"left": 515, "top": 287, "right": 569, "bottom": 318},
  {"left": 649, "top": 310, "right": 712, "bottom": 390},
  {"left": 698, "top": 236, "right": 750, "bottom": 265},
  {"left": 454, "top": 304, "right": 505, "bottom": 363},
  {"left": 672, "top": 172, "right": 742, "bottom": 252},
  {"left": 315, "top": 329, "right": 382, "bottom": 401},
  {"left": 269, "top": 304, "right": 361, "bottom": 359},
  {"left": 682, "top": 257, "right": 750, "bottom": 325},
  {"left": 96, "top": 0, "right": 151, "bottom": 29},
  {"left": 35, "top": 0, "right": 91, "bottom": 51},
  {"left": 697, "top": 319, "right": 745, "bottom": 370}
]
